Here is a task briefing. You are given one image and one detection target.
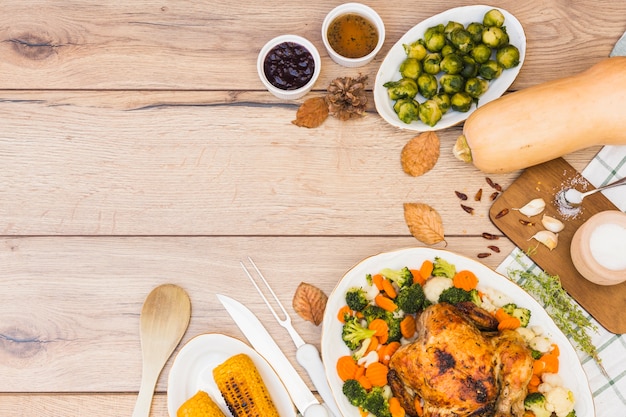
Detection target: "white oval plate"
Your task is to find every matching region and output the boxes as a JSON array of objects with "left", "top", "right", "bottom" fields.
[
  {"left": 167, "top": 333, "right": 296, "bottom": 417},
  {"left": 321, "top": 247, "right": 594, "bottom": 417},
  {"left": 374, "top": 5, "right": 526, "bottom": 131}
]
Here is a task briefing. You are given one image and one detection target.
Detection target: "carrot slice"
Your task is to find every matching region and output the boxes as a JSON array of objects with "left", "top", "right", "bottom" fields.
[
  {"left": 419, "top": 260, "right": 434, "bottom": 281},
  {"left": 400, "top": 315, "right": 416, "bottom": 339},
  {"left": 382, "top": 278, "right": 397, "bottom": 299},
  {"left": 368, "top": 319, "right": 389, "bottom": 344},
  {"left": 375, "top": 294, "right": 398, "bottom": 312},
  {"left": 379, "top": 341, "right": 401, "bottom": 365},
  {"left": 337, "top": 305, "right": 352, "bottom": 323},
  {"left": 357, "top": 374, "right": 373, "bottom": 390},
  {"left": 389, "top": 397, "right": 406, "bottom": 417},
  {"left": 372, "top": 273, "right": 385, "bottom": 291},
  {"left": 495, "top": 307, "right": 511, "bottom": 323},
  {"left": 365, "top": 361, "right": 389, "bottom": 387},
  {"left": 410, "top": 269, "right": 426, "bottom": 286},
  {"left": 497, "top": 316, "right": 521, "bottom": 331},
  {"left": 453, "top": 269, "right": 478, "bottom": 291},
  {"left": 336, "top": 355, "right": 358, "bottom": 381},
  {"left": 539, "top": 352, "right": 559, "bottom": 374}
]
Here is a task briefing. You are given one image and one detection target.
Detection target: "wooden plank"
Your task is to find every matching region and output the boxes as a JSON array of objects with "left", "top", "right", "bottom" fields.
[
  {"left": 0, "top": 235, "right": 515, "bottom": 393},
  {"left": 0, "top": 1, "right": 623, "bottom": 89},
  {"left": 0, "top": 90, "right": 600, "bottom": 236}
]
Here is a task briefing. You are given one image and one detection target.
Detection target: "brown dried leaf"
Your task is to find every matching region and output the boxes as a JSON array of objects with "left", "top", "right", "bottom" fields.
[
  {"left": 401, "top": 131, "right": 440, "bottom": 177},
  {"left": 292, "top": 282, "right": 328, "bottom": 326},
  {"left": 292, "top": 96, "right": 329, "bottom": 128},
  {"left": 403, "top": 202, "right": 446, "bottom": 245}
]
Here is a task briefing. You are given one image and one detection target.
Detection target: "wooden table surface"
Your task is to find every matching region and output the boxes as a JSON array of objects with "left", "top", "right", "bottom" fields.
[{"left": 1, "top": 1, "right": 624, "bottom": 415}]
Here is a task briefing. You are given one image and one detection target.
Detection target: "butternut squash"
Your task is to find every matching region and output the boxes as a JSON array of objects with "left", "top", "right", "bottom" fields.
[{"left": 453, "top": 57, "right": 626, "bottom": 173}]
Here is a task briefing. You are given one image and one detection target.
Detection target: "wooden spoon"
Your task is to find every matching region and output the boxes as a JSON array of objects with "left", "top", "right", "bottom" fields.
[{"left": 132, "top": 284, "right": 191, "bottom": 417}]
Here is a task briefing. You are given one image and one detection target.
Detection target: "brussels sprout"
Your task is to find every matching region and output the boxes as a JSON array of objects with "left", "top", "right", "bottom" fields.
[
  {"left": 464, "top": 77, "right": 489, "bottom": 99},
  {"left": 400, "top": 58, "right": 423, "bottom": 79},
  {"left": 470, "top": 43, "right": 493, "bottom": 64},
  {"left": 482, "top": 26, "right": 506, "bottom": 48},
  {"left": 496, "top": 44, "right": 520, "bottom": 69},
  {"left": 440, "top": 53, "right": 464, "bottom": 75},
  {"left": 383, "top": 78, "right": 418, "bottom": 100},
  {"left": 418, "top": 99, "right": 443, "bottom": 127},
  {"left": 424, "top": 24, "right": 446, "bottom": 52},
  {"left": 483, "top": 9, "right": 505, "bottom": 28},
  {"left": 478, "top": 60, "right": 503, "bottom": 80},
  {"left": 441, "top": 44, "right": 455, "bottom": 57},
  {"left": 433, "top": 93, "right": 451, "bottom": 114},
  {"left": 449, "top": 28, "right": 474, "bottom": 54},
  {"left": 393, "top": 98, "right": 420, "bottom": 124},
  {"left": 466, "top": 22, "right": 484, "bottom": 44},
  {"left": 403, "top": 41, "right": 427, "bottom": 60},
  {"left": 417, "top": 73, "right": 438, "bottom": 99},
  {"left": 444, "top": 21, "right": 464, "bottom": 39},
  {"left": 422, "top": 53, "right": 442, "bottom": 75},
  {"left": 450, "top": 92, "right": 473, "bottom": 112},
  {"left": 460, "top": 55, "right": 479, "bottom": 78},
  {"left": 439, "top": 74, "right": 465, "bottom": 94}
]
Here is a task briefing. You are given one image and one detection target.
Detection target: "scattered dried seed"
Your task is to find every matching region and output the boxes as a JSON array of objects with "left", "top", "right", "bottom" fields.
[
  {"left": 494, "top": 183, "right": 503, "bottom": 192},
  {"left": 461, "top": 204, "right": 474, "bottom": 215},
  {"left": 477, "top": 252, "right": 492, "bottom": 258},
  {"left": 474, "top": 188, "right": 483, "bottom": 201},
  {"left": 488, "top": 245, "right": 501, "bottom": 253},
  {"left": 455, "top": 191, "right": 468, "bottom": 200},
  {"left": 482, "top": 232, "right": 499, "bottom": 240},
  {"left": 519, "top": 219, "right": 535, "bottom": 226},
  {"left": 486, "top": 177, "right": 496, "bottom": 188},
  {"left": 495, "top": 208, "right": 509, "bottom": 219},
  {"left": 490, "top": 191, "right": 500, "bottom": 201}
]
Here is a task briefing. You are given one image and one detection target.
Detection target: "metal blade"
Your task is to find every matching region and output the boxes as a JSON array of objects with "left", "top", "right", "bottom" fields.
[
  {"left": 610, "top": 31, "right": 626, "bottom": 57},
  {"left": 216, "top": 294, "right": 323, "bottom": 416}
]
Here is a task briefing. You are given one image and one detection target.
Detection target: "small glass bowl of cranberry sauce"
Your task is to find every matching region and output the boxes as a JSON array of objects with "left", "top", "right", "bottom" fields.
[{"left": 257, "top": 35, "right": 321, "bottom": 100}]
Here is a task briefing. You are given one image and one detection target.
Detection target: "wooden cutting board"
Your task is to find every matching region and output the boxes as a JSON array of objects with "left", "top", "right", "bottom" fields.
[{"left": 489, "top": 157, "right": 626, "bottom": 334}]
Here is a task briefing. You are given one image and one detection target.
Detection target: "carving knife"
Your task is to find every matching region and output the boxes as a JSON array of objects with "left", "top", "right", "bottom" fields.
[
  {"left": 610, "top": 30, "right": 626, "bottom": 56},
  {"left": 217, "top": 294, "right": 330, "bottom": 417}
]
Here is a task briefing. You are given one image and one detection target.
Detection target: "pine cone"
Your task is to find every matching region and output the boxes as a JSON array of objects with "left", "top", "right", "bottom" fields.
[{"left": 325, "top": 75, "right": 368, "bottom": 121}]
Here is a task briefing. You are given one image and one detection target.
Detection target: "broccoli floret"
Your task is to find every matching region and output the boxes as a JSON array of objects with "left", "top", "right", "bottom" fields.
[
  {"left": 345, "top": 287, "right": 370, "bottom": 312},
  {"left": 362, "top": 305, "right": 403, "bottom": 343},
  {"left": 502, "top": 303, "right": 532, "bottom": 327},
  {"left": 566, "top": 411, "right": 577, "bottom": 417},
  {"left": 438, "top": 287, "right": 479, "bottom": 305},
  {"left": 362, "top": 386, "right": 392, "bottom": 417},
  {"left": 396, "top": 283, "right": 426, "bottom": 314},
  {"left": 524, "top": 392, "right": 552, "bottom": 417},
  {"left": 342, "top": 379, "right": 368, "bottom": 407},
  {"left": 342, "top": 316, "right": 376, "bottom": 350},
  {"left": 432, "top": 257, "right": 456, "bottom": 278},
  {"left": 380, "top": 266, "right": 414, "bottom": 288}
]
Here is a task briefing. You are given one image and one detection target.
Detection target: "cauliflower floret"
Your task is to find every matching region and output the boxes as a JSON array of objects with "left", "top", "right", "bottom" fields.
[
  {"left": 529, "top": 335, "right": 552, "bottom": 353},
  {"left": 544, "top": 386, "right": 575, "bottom": 417},
  {"left": 515, "top": 326, "right": 535, "bottom": 343},
  {"left": 423, "top": 276, "right": 453, "bottom": 303},
  {"left": 541, "top": 372, "right": 563, "bottom": 387},
  {"left": 482, "top": 286, "right": 513, "bottom": 309}
]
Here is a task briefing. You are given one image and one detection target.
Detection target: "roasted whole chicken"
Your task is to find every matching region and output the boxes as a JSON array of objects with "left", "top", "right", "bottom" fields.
[{"left": 388, "top": 302, "right": 534, "bottom": 417}]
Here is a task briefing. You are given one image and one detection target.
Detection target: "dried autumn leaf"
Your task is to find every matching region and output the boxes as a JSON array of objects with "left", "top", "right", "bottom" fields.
[
  {"left": 401, "top": 131, "right": 440, "bottom": 177},
  {"left": 403, "top": 202, "right": 446, "bottom": 245},
  {"left": 292, "top": 96, "right": 329, "bottom": 128},
  {"left": 292, "top": 282, "right": 328, "bottom": 326}
]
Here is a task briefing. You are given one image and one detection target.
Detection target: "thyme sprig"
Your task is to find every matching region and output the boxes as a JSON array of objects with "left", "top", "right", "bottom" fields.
[{"left": 507, "top": 257, "right": 604, "bottom": 370}]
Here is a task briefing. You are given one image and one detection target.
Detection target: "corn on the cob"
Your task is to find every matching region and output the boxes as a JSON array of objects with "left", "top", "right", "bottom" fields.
[
  {"left": 177, "top": 390, "right": 227, "bottom": 417},
  {"left": 213, "top": 353, "right": 280, "bottom": 417}
]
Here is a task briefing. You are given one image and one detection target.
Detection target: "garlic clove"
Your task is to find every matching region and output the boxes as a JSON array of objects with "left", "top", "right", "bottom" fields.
[
  {"left": 530, "top": 230, "right": 558, "bottom": 250},
  {"left": 541, "top": 214, "right": 565, "bottom": 233},
  {"left": 515, "top": 198, "right": 546, "bottom": 217}
]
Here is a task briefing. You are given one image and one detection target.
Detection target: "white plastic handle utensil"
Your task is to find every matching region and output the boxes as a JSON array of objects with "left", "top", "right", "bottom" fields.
[{"left": 297, "top": 344, "right": 340, "bottom": 417}]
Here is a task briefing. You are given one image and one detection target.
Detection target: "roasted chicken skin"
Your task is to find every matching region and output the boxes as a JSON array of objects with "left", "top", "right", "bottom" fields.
[{"left": 389, "top": 302, "right": 533, "bottom": 417}]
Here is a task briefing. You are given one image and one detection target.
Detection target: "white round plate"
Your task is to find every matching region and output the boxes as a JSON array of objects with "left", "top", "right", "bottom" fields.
[
  {"left": 167, "top": 333, "right": 296, "bottom": 417},
  {"left": 374, "top": 5, "right": 526, "bottom": 131},
  {"left": 321, "top": 247, "right": 594, "bottom": 417}
]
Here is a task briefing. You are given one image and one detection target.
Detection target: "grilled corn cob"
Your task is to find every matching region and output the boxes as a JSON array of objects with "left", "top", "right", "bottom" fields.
[
  {"left": 213, "top": 353, "right": 280, "bottom": 417},
  {"left": 177, "top": 390, "right": 227, "bottom": 417}
]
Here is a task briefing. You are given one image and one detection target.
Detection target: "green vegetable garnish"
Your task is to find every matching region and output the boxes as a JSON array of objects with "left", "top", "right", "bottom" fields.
[{"left": 507, "top": 257, "right": 604, "bottom": 371}]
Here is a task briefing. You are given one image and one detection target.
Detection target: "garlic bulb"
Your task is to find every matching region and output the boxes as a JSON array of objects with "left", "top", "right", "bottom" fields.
[
  {"left": 530, "top": 230, "right": 558, "bottom": 250},
  {"left": 515, "top": 198, "right": 546, "bottom": 217},
  {"left": 541, "top": 214, "right": 565, "bottom": 233}
]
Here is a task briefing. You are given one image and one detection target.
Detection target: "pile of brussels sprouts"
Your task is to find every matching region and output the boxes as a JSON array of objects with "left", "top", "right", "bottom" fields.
[{"left": 383, "top": 9, "right": 521, "bottom": 127}]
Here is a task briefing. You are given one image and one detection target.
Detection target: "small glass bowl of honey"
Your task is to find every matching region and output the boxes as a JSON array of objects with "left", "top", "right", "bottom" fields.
[{"left": 322, "top": 3, "right": 385, "bottom": 67}]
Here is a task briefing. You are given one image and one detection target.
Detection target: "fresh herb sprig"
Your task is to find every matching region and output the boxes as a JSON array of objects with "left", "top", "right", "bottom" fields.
[{"left": 507, "top": 263, "right": 604, "bottom": 369}]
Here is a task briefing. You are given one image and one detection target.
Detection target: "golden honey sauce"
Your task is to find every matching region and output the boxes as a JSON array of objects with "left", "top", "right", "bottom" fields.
[{"left": 327, "top": 13, "right": 378, "bottom": 58}]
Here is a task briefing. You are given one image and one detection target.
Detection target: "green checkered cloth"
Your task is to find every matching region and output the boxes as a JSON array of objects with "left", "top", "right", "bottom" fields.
[{"left": 497, "top": 145, "right": 626, "bottom": 416}]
